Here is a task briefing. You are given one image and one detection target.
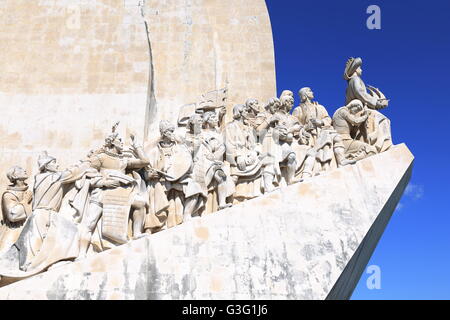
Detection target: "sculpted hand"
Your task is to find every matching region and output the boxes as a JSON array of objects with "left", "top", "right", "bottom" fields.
[
  {"left": 269, "top": 115, "right": 280, "bottom": 125},
  {"left": 376, "top": 99, "right": 389, "bottom": 109},
  {"left": 304, "top": 122, "right": 314, "bottom": 132},
  {"left": 310, "top": 119, "right": 317, "bottom": 127},
  {"left": 130, "top": 133, "right": 139, "bottom": 149},
  {"left": 361, "top": 108, "right": 370, "bottom": 120},
  {"left": 85, "top": 168, "right": 99, "bottom": 178},
  {"left": 236, "top": 156, "right": 247, "bottom": 171},
  {"left": 311, "top": 119, "right": 323, "bottom": 127},
  {"left": 303, "top": 130, "right": 312, "bottom": 141},
  {"left": 277, "top": 126, "right": 289, "bottom": 138},
  {"left": 146, "top": 168, "right": 160, "bottom": 180}
]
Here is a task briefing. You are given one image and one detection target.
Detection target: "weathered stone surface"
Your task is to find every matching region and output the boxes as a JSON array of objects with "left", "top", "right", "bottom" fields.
[
  {"left": 0, "top": 144, "right": 413, "bottom": 299},
  {"left": 0, "top": 0, "right": 276, "bottom": 187}
]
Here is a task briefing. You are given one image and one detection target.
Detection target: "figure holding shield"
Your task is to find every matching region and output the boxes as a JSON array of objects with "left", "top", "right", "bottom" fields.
[{"left": 144, "top": 120, "right": 200, "bottom": 233}]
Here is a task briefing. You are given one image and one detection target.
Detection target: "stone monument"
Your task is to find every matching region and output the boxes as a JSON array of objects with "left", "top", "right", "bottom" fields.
[{"left": 0, "top": 1, "right": 412, "bottom": 300}]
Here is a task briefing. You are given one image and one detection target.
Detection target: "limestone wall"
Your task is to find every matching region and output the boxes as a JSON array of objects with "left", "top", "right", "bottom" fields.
[
  {"left": 0, "top": 0, "right": 276, "bottom": 187},
  {"left": 144, "top": 0, "right": 276, "bottom": 130}
]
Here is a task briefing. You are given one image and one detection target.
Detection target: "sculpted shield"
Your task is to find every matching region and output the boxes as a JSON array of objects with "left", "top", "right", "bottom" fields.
[{"left": 164, "top": 144, "right": 193, "bottom": 182}]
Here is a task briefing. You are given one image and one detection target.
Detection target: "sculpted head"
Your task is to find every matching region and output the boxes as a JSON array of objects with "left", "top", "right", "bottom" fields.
[
  {"left": 203, "top": 111, "right": 219, "bottom": 128},
  {"left": 280, "top": 95, "right": 294, "bottom": 113},
  {"left": 159, "top": 120, "right": 176, "bottom": 141},
  {"left": 245, "top": 98, "right": 260, "bottom": 114},
  {"left": 104, "top": 132, "right": 124, "bottom": 153},
  {"left": 187, "top": 114, "right": 203, "bottom": 134},
  {"left": 299, "top": 87, "right": 314, "bottom": 103},
  {"left": 347, "top": 99, "right": 364, "bottom": 114},
  {"left": 232, "top": 104, "right": 246, "bottom": 120},
  {"left": 280, "top": 90, "right": 293, "bottom": 99},
  {"left": 6, "top": 166, "right": 29, "bottom": 184},
  {"left": 356, "top": 67, "right": 363, "bottom": 76},
  {"left": 38, "top": 152, "right": 58, "bottom": 173},
  {"left": 103, "top": 122, "right": 124, "bottom": 154},
  {"left": 344, "top": 57, "right": 363, "bottom": 80},
  {"left": 266, "top": 97, "right": 281, "bottom": 114},
  {"left": 46, "top": 160, "right": 59, "bottom": 173}
]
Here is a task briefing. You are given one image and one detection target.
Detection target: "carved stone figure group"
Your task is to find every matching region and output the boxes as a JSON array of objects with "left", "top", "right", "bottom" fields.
[{"left": 0, "top": 57, "right": 393, "bottom": 277}]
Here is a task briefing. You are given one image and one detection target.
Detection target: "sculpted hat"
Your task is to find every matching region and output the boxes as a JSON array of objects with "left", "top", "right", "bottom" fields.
[
  {"left": 38, "top": 151, "right": 56, "bottom": 171},
  {"left": 159, "top": 120, "right": 175, "bottom": 135},
  {"left": 343, "top": 57, "right": 362, "bottom": 80}
]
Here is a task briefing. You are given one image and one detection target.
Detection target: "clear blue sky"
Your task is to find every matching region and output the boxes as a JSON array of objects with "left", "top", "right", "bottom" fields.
[{"left": 265, "top": 0, "right": 450, "bottom": 299}]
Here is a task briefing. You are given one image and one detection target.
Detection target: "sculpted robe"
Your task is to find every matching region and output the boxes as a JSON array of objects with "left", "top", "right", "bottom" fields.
[
  {"left": 292, "top": 101, "right": 332, "bottom": 145},
  {"left": 193, "top": 129, "right": 235, "bottom": 213},
  {"left": 332, "top": 107, "right": 377, "bottom": 160},
  {"left": 0, "top": 186, "right": 31, "bottom": 254},
  {"left": 0, "top": 163, "right": 91, "bottom": 277},
  {"left": 346, "top": 76, "right": 378, "bottom": 108},
  {"left": 293, "top": 102, "right": 341, "bottom": 169},
  {"left": 224, "top": 120, "right": 267, "bottom": 200},
  {"left": 270, "top": 112, "right": 299, "bottom": 163},
  {"left": 145, "top": 141, "right": 193, "bottom": 231},
  {"left": 268, "top": 111, "right": 317, "bottom": 179},
  {"left": 225, "top": 120, "right": 262, "bottom": 177},
  {"left": 89, "top": 151, "right": 149, "bottom": 244},
  {"left": 15, "top": 169, "right": 83, "bottom": 272}
]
